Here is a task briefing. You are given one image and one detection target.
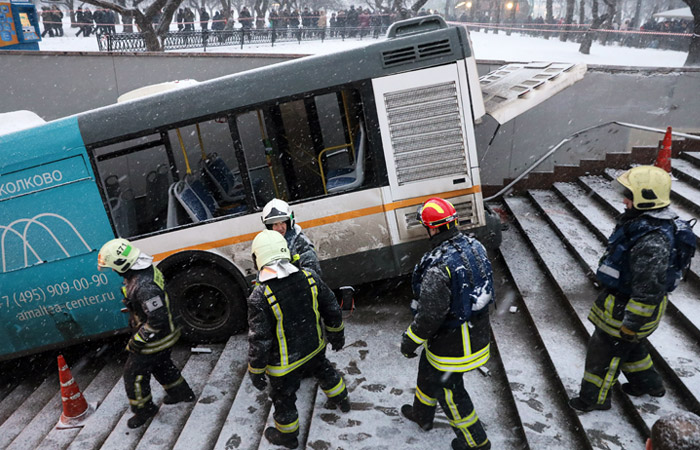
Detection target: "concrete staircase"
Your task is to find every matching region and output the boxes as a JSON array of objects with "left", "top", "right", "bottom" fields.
[{"left": 0, "top": 154, "right": 699, "bottom": 450}]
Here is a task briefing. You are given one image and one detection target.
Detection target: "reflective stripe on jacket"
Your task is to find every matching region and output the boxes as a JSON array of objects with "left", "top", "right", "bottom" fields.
[{"left": 248, "top": 270, "right": 343, "bottom": 377}]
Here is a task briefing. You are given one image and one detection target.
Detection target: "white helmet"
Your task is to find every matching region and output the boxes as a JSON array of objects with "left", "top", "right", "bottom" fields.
[
  {"left": 261, "top": 198, "right": 294, "bottom": 229},
  {"left": 98, "top": 238, "right": 141, "bottom": 273},
  {"left": 251, "top": 230, "right": 290, "bottom": 270}
]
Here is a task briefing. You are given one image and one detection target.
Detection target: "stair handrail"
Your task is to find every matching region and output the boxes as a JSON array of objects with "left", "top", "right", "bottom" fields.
[{"left": 484, "top": 121, "right": 700, "bottom": 202}]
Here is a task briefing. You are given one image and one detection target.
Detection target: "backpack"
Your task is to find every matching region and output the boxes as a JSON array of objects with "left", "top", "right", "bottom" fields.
[
  {"left": 670, "top": 218, "right": 697, "bottom": 290},
  {"left": 597, "top": 217, "right": 696, "bottom": 293}
]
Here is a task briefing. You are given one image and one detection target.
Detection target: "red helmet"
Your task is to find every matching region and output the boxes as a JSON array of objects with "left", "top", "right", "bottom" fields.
[{"left": 417, "top": 197, "right": 458, "bottom": 229}]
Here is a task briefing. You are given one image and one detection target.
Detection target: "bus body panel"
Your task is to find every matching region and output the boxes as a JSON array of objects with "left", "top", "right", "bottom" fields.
[
  {"left": 0, "top": 118, "right": 126, "bottom": 361},
  {"left": 75, "top": 26, "right": 472, "bottom": 148}
]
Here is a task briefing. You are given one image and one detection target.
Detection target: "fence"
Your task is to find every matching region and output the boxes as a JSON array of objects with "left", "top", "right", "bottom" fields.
[
  {"left": 455, "top": 21, "right": 692, "bottom": 53},
  {"left": 97, "top": 26, "right": 389, "bottom": 52}
]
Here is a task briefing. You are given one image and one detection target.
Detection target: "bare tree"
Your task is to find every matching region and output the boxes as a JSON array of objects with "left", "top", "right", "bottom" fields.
[
  {"left": 560, "top": 0, "right": 576, "bottom": 41},
  {"left": 579, "top": 0, "right": 585, "bottom": 25},
  {"left": 579, "top": 0, "right": 612, "bottom": 53},
  {"left": 80, "top": 0, "right": 184, "bottom": 51},
  {"left": 683, "top": 0, "right": 700, "bottom": 66}
]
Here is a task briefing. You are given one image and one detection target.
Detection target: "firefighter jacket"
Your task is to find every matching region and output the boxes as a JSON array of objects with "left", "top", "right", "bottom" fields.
[
  {"left": 122, "top": 266, "right": 180, "bottom": 355},
  {"left": 406, "top": 228, "right": 492, "bottom": 373},
  {"left": 247, "top": 270, "right": 343, "bottom": 377},
  {"left": 285, "top": 224, "right": 322, "bottom": 277},
  {"left": 589, "top": 208, "right": 675, "bottom": 339}
]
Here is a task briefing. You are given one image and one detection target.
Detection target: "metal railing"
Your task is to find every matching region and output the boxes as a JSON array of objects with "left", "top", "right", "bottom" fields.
[{"left": 97, "top": 26, "right": 389, "bottom": 52}]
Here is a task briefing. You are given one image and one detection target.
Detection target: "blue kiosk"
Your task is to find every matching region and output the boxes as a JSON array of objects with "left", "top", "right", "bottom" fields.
[{"left": 0, "top": 1, "right": 41, "bottom": 50}]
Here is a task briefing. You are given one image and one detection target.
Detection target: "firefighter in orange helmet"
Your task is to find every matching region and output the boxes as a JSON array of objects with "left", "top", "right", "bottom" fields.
[{"left": 400, "top": 197, "right": 494, "bottom": 449}]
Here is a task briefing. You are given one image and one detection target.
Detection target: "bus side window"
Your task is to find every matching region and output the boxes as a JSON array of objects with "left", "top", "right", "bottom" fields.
[
  {"left": 93, "top": 134, "right": 172, "bottom": 237},
  {"left": 166, "top": 119, "right": 247, "bottom": 218},
  {"left": 235, "top": 88, "right": 369, "bottom": 208}
]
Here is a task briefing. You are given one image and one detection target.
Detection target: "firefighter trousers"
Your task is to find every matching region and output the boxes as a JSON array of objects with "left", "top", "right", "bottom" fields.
[
  {"left": 578, "top": 327, "right": 663, "bottom": 407},
  {"left": 411, "top": 352, "right": 488, "bottom": 448},
  {"left": 124, "top": 349, "right": 187, "bottom": 412},
  {"left": 268, "top": 350, "right": 348, "bottom": 435}
]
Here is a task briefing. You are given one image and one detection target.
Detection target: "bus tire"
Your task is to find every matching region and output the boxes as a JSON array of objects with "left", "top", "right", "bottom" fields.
[{"left": 167, "top": 264, "right": 247, "bottom": 343}]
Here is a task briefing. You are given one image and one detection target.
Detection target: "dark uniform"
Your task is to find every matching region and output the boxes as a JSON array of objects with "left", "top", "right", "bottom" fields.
[
  {"left": 285, "top": 224, "right": 322, "bottom": 277},
  {"left": 574, "top": 207, "right": 676, "bottom": 408},
  {"left": 402, "top": 228, "right": 493, "bottom": 449},
  {"left": 122, "top": 265, "right": 193, "bottom": 420},
  {"left": 248, "top": 269, "right": 347, "bottom": 442}
]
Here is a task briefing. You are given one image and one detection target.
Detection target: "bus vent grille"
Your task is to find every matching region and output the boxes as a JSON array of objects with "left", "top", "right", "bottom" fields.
[
  {"left": 405, "top": 199, "right": 474, "bottom": 229},
  {"left": 417, "top": 39, "right": 451, "bottom": 58},
  {"left": 382, "top": 47, "right": 417, "bottom": 67},
  {"left": 384, "top": 81, "right": 469, "bottom": 186},
  {"left": 382, "top": 40, "right": 452, "bottom": 67}
]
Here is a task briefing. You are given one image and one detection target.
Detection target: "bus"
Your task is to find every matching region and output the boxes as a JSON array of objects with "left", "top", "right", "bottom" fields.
[{"left": 0, "top": 16, "right": 585, "bottom": 361}]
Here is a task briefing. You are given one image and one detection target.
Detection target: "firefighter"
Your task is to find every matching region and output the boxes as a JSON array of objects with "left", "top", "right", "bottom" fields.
[
  {"left": 247, "top": 230, "right": 348, "bottom": 449},
  {"left": 570, "top": 166, "right": 680, "bottom": 412},
  {"left": 261, "top": 198, "right": 322, "bottom": 276},
  {"left": 400, "top": 197, "right": 494, "bottom": 450},
  {"left": 97, "top": 238, "right": 195, "bottom": 429}
]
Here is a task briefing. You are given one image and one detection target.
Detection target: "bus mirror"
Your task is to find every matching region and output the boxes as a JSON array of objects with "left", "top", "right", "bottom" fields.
[{"left": 386, "top": 15, "right": 448, "bottom": 39}]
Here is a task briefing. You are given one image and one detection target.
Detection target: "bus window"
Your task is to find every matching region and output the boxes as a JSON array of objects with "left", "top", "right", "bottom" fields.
[
  {"left": 93, "top": 118, "right": 246, "bottom": 237},
  {"left": 94, "top": 134, "right": 171, "bottom": 237},
  {"left": 236, "top": 88, "right": 369, "bottom": 207}
]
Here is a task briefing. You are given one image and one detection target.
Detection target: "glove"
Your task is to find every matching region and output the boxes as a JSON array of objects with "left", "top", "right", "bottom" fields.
[
  {"left": 327, "top": 331, "right": 345, "bottom": 351},
  {"left": 249, "top": 371, "right": 267, "bottom": 391},
  {"left": 619, "top": 325, "right": 639, "bottom": 343},
  {"left": 127, "top": 336, "right": 145, "bottom": 353},
  {"left": 401, "top": 333, "right": 419, "bottom": 359}
]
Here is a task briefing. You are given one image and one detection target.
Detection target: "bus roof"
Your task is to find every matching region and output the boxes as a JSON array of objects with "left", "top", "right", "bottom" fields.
[
  {"left": 76, "top": 24, "right": 472, "bottom": 147},
  {"left": 0, "top": 111, "right": 45, "bottom": 136}
]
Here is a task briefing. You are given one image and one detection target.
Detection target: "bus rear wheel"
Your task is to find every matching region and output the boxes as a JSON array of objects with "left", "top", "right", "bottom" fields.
[{"left": 168, "top": 265, "right": 247, "bottom": 343}]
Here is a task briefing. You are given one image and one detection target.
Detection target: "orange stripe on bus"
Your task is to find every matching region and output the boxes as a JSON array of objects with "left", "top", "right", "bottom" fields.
[{"left": 152, "top": 186, "right": 481, "bottom": 261}]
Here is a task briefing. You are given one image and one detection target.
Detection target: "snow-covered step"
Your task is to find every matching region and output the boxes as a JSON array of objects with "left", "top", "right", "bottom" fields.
[
  {"left": 137, "top": 345, "right": 224, "bottom": 449},
  {"left": 32, "top": 351, "right": 125, "bottom": 450},
  {"left": 527, "top": 189, "right": 700, "bottom": 423},
  {"left": 212, "top": 370, "right": 272, "bottom": 450},
  {"left": 0, "top": 366, "right": 47, "bottom": 427},
  {"left": 172, "top": 336, "right": 248, "bottom": 450},
  {"left": 500, "top": 200, "right": 645, "bottom": 450},
  {"left": 98, "top": 346, "right": 191, "bottom": 450},
  {"left": 491, "top": 258, "right": 588, "bottom": 449},
  {"left": 673, "top": 157, "right": 700, "bottom": 190},
  {"left": 681, "top": 152, "right": 700, "bottom": 166}
]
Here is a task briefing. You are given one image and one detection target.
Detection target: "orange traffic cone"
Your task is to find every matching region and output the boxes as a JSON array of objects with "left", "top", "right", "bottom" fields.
[
  {"left": 56, "top": 355, "right": 95, "bottom": 429},
  {"left": 655, "top": 126, "right": 672, "bottom": 173}
]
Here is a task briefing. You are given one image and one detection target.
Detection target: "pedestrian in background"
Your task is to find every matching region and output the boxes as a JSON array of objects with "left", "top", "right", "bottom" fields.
[
  {"left": 247, "top": 230, "right": 348, "bottom": 449},
  {"left": 97, "top": 238, "right": 195, "bottom": 429},
  {"left": 401, "top": 197, "right": 494, "bottom": 450}
]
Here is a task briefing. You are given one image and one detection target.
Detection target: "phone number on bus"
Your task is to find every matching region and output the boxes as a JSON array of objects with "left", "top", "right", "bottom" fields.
[{"left": 1, "top": 273, "right": 113, "bottom": 309}]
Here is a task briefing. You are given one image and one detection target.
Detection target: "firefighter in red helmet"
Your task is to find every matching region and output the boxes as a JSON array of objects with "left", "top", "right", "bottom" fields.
[{"left": 400, "top": 197, "right": 494, "bottom": 449}]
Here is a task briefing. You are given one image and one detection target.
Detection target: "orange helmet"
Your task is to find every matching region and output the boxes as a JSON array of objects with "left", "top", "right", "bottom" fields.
[{"left": 417, "top": 197, "right": 458, "bottom": 229}]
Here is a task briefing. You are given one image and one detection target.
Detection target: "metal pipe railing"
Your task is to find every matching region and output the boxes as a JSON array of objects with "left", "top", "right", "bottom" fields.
[{"left": 484, "top": 121, "right": 700, "bottom": 202}]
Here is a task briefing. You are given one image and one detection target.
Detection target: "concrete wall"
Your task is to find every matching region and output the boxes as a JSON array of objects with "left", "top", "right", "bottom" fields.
[{"left": 2, "top": 51, "right": 699, "bottom": 187}]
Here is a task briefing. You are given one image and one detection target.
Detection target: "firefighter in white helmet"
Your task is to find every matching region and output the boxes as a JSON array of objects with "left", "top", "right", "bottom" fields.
[
  {"left": 97, "top": 238, "right": 195, "bottom": 429},
  {"left": 247, "top": 230, "right": 348, "bottom": 448},
  {"left": 261, "top": 198, "right": 322, "bottom": 276}
]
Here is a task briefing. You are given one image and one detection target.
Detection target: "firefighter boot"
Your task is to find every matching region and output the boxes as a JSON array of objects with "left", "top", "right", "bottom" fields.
[
  {"left": 163, "top": 380, "right": 195, "bottom": 405},
  {"left": 568, "top": 397, "right": 611, "bottom": 412},
  {"left": 452, "top": 438, "right": 491, "bottom": 449},
  {"left": 401, "top": 404, "right": 433, "bottom": 431},
  {"left": 621, "top": 383, "right": 666, "bottom": 398},
  {"left": 127, "top": 402, "right": 159, "bottom": 429},
  {"left": 264, "top": 426, "right": 299, "bottom": 449}
]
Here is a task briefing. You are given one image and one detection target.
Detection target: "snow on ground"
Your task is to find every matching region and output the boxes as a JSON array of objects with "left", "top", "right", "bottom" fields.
[{"left": 33, "top": 19, "right": 689, "bottom": 69}]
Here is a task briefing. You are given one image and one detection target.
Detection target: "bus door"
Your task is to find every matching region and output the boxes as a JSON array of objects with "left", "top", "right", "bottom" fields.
[
  {"left": 0, "top": 118, "right": 126, "bottom": 360},
  {"left": 371, "top": 63, "right": 485, "bottom": 243}
]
